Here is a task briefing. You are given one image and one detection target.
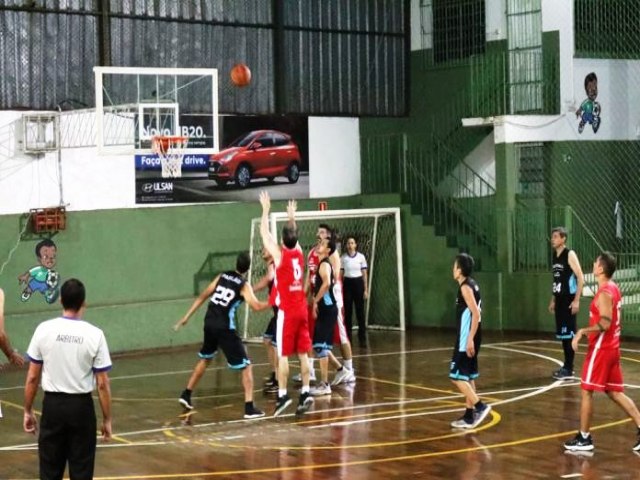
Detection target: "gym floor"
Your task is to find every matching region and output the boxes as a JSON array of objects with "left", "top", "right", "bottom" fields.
[{"left": 2, "top": 329, "right": 640, "bottom": 479}]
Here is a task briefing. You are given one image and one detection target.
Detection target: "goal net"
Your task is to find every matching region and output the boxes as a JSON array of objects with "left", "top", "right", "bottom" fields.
[{"left": 240, "top": 208, "right": 405, "bottom": 341}]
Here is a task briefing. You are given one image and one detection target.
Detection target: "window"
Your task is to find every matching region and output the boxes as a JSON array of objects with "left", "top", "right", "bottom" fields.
[{"left": 433, "top": 0, "right": 485, "bottom": 63}]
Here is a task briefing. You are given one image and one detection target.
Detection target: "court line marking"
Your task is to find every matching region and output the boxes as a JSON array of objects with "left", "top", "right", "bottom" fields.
[
  {"left": 561, "top": 474, "right": 583, "bottom": 478},
  {"left": 14, "top": 417, "right": 631, "bottom": 479},
  {"left": 210, "top": 409, "right": 501, "bottom": 450},
  {"left": 0, "top": 339, "right": 542, "bottom": 392}
]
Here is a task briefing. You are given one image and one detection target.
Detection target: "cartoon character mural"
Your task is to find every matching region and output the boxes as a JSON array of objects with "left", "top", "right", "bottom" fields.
[
  {"left": 18, "top": 239, "right": 60, "bottom": 304},
  {"left": 576, "top": 72, "right": 601, "bottom": 134}
]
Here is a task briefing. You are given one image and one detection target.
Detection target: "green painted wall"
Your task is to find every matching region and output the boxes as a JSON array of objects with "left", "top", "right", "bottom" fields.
[{"left": 1, "top": 195, "right": 400, "bottom": 354}]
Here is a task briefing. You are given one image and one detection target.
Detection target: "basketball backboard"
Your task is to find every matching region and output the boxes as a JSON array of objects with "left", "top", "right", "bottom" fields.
[{"left": 94, "top": 67, "right": 219, "bottom": 154}]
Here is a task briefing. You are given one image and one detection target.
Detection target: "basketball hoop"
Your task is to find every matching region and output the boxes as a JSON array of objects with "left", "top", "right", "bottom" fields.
[{"left": 152, "top": 135, "right": 188, "bottom": 178}]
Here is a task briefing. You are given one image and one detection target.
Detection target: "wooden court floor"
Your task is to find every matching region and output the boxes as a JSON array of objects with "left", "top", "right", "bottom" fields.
[{"left": 2, "top": 329, "right": 640, "bottom": 479}]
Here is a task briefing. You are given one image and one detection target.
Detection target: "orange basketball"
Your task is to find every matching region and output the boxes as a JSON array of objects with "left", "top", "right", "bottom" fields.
[{"left": 230, "top": 63, "right": 251, "bottom": 87}]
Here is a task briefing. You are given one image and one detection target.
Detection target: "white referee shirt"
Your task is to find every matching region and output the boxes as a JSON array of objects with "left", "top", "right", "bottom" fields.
[
  {"left": 26, "top": 317, "right": 112, "bottom": 394},
  {"left": 341, "top": 252, "right": 368, "bottom": 278}
]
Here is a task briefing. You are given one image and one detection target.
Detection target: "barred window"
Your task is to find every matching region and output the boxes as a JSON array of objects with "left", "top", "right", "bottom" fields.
[
  {"left": 575, "top": 0, "right": 640, "bottom": 59},
  {"left": 433, "top": 0, "right": 485, "bottom": 64}
]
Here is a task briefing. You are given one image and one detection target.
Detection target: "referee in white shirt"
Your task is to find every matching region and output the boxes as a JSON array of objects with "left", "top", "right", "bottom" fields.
[
  {"left": 24, "top": 278, "right": 112, "bottom": 480},
  {"left": 340, "top": 236, "right": 369, "bottom": 346}
]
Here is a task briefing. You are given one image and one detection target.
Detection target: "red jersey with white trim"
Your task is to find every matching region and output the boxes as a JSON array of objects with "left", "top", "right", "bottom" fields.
[
  {"left": 588, "top": 281, "right": 622, "bottom": 350},
  {"left": 275, "top": 246, "right": 306, "bottom": 311},
  {"left": 307, "top": 248, "right": 320, "bottom": 289}
]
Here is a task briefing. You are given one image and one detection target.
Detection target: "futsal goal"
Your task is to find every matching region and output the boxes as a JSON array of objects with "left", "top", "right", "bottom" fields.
[{"left": 240, "top": 208, "right": 405, "bottom": 341}]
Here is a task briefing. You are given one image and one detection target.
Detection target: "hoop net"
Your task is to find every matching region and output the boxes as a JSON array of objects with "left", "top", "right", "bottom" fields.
[{"left": 152, "top": 135, "right": 188, "bottom": 178}]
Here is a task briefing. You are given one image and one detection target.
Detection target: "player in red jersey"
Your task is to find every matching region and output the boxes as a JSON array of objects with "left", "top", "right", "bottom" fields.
[
  {"left": 564, "top": 252, "right": 640, "bottom": 452},
  {"left": 259, "top": 191, "right": 314, "bottom": 416}
]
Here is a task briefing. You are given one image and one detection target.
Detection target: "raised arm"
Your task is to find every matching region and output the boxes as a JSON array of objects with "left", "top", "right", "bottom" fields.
[
  {"left": 259, "top": 191, "right": 281, "bottom": 265},
  {"left": 286, "top": 199, "right": 297, "bottom": 231},
  {"left": 173, "top": 275, "right": 220, "bottom": 331}
]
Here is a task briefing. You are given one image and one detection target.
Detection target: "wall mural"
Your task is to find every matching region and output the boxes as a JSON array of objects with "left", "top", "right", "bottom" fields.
[
  {"left": 18, "top": 239, "right": 60, "bottom": 304},
  {"left": 576, "top": 72, "right": 601, "bottom": 134}
]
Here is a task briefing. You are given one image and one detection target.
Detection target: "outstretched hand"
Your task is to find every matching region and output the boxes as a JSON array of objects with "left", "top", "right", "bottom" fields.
[
  {"left": 287, "top": 199, "right": 297, "bottom": 217},
  {"left": 173, "top": 317, "right": 188, "bottom": 332},
  {"left": 259, "top": 191, "right": 271, "bottom": 213}
]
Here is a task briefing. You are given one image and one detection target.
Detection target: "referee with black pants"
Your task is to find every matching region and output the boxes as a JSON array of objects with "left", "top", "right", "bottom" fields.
[
  {"left": 24, "top": 279, "right": 112, "bottom": 480},
  {"left": 340, "top": 236, "right": 369, "bottom": 345}
]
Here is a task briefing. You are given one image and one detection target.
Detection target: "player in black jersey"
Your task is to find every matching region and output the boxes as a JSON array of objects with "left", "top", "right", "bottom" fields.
[
  {"left": 310, "top": 235, "right": 339, "bottom": 396},
  {"left": 173, "top": 252, "right": 270, "bottom": 419},
  {"left": 252, "top": 247, "right": 279, "bottom": 393},
  {"left": 549, "top": 227, "right": 584, "bottom": 380},
  {"left": 449, "top": 253, "right": 491, "bottom": 429}
]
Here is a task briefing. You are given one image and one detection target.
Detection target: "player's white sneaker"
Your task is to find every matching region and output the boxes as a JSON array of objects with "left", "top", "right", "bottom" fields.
[
  {"left": 331, "top": 367, "right": 354, "bottom": 386},
  {"left": 293, "top": 371, "right": 316, "bottom": 383},
  {"left": 310, "top": 382, "right": 332, "bottom": 396}
]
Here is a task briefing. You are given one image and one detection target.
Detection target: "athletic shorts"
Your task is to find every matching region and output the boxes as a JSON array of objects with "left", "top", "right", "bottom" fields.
[
  {"left": 313, "top": 306, "right": 338, "bottom": 357},
  {"left": 199, "top": 327, "right": 250, "bottom": 370},
  {"left": 276, "top": 307, "right": 311, "bottom": 357},
  {"left": 449, "top": 345, "right": 480, "bottom": 382},
  {"left": 263, "top": 306, "right": 278, "bottom": 345},
  {"left": 554, "top": 295, "right": 576, "bottom": 339},
  {"left": 581, "top": 347, "right": 624, "bottom": 392}
]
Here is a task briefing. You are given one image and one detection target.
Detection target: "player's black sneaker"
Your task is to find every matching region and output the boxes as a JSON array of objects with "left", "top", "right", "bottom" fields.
[
  {"left": 179, "top": 390, "right": 193, "bottom": 410},
  {"left": 633, "top": 428, "right": 640, "bottom": 452},
  {"left": 244, "top": 405, "right": 266, "bottom": 419},
  {"left": 471, "top": 403, "right": 492, "bottom": 428},
  {"left": 264, "top": 381, "right": 279, "bottom": 394},
  {"left": 296, "top": 392, "right": 314, "bottom": 415},
  {"left": 564, "top": 432, "right": 594, "bottom": 451},
  {"left": 274, "top": 394, "right": 292, "bottom": 417},
  {"left": 552, "top": 368, "right": 574, "bottom": 380}
]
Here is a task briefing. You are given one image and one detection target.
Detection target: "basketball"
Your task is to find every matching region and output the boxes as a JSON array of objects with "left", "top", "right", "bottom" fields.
[{"left": 230, "top": 63, "right": 251, "bottom": 87}]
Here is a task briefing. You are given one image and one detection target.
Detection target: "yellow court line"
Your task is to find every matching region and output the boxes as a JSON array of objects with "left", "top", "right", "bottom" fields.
[
  {"left": 109, "top": 435, "right": 133, "bottom": 445},
  {"left": 295, "top": 399, "right": 464, "bottom": 426},
  {"left": 360, "top": 375, "right": 502, "bottom": 402},
  {"left": 85, "top": 415, "right": 634, "bottom": 480},
  {"left": 1, "top": 400, "right": 41, "bottom": 416},
  {"left": 210, "top": 409, "right": 500, "bottom": 451}
]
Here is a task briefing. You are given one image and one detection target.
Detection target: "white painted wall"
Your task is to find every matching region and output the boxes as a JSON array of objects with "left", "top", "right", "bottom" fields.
[
  {"left": 308, "top": 117, "right": 361, "bottom": 199},
  {"left": 0, "top": 112, "right": 362, "bottom": 214},
  {"left": 542, "top": 0, "right": 574, "bottom": 113}
]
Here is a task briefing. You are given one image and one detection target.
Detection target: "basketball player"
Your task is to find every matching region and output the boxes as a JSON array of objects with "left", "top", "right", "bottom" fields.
[
  {"left": 252, "top": 248, "right": 279, "bottom": 393},
  {"left": 174, "top": 252, "right": 269, "bottom": 419},
  {"left": 549, "top": 227, "right": 585, "bottom": 380},
  {"left": 449, "top": 253, "right": 491, "bottom": 429},
  {"left": 259, "top": 191, "right": 314, "bottom": 416},
  {"left": 309, "top": 235, "right": 339, "bottom": 396},
  {"left": 305, "top": 224, "right": 355, "bottom": 386},
  {"left": 564, "top": 252, "right": 640, "bottom": 452}
]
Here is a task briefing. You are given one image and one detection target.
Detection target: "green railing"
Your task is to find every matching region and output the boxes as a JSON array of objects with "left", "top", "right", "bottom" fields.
[
  {"left": 470, "top": 50, "right": 560, "bottom": 117},
  {"left": 362, "top": 133, "right": 498, "bottom": 267}
]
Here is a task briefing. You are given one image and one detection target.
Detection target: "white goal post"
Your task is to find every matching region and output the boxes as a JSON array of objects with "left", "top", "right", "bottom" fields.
[{"left": 241, "top": 208, "right": 405, "bottom": 341}]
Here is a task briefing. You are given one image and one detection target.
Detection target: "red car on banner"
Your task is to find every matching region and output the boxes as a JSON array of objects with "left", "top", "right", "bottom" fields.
[{"left": 208, "top": 130, "right": 302, "bottom": 188}]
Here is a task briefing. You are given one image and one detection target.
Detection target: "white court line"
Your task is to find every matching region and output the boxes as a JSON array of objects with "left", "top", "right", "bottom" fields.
[
  {"left": 561, "top": 474, "right": 583, "bottom": 478},
  {"left": 308, "top": 344, "right": 567, "bottom": 429},
  {"left": 0, "top": 339, "right": 536, "bottom": 392}
]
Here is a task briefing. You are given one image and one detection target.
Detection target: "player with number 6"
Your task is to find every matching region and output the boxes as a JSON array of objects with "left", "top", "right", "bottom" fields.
[{"left": 173, "top": 251, "right": 270, "bottom": 419}]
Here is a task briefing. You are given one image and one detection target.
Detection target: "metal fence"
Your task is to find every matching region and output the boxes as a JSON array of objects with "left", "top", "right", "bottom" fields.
[{"left": 0, "top": 0, "right": 407, "bottom": 115}]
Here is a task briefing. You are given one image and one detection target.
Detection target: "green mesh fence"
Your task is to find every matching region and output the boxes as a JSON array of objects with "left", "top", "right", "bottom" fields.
[{"left": 241, "top": 211, "right": 403, "bottom": 341}]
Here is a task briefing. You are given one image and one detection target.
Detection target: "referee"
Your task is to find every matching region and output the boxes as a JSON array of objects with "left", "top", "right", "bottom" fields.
[{"left": 24, "top": 278, "right": 112, "bottom": 480}]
